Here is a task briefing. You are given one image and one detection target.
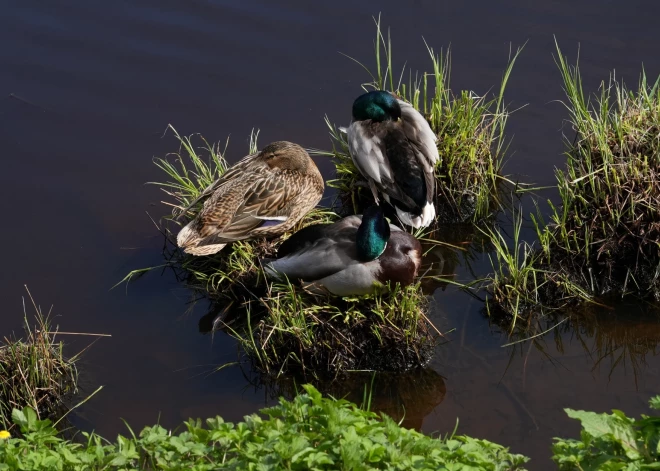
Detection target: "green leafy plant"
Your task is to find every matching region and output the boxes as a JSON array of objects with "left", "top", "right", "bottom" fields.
[
  {"left": 0, "top": 385, "right": 529, "bottom": 470},
  {"left": 552, "top": 395, "right": 660, "bottom": 469}
]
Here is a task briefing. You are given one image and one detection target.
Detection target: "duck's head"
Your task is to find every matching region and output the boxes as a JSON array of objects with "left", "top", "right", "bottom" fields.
[
  {"left": 260, "top": 141, "right": 316, "bottom": 173},
  {"left": 356, "top": 205, "right": 390, "bottom": 262},
  {"left": 352, "top": 90, "right": 401, "bottom": 122}
]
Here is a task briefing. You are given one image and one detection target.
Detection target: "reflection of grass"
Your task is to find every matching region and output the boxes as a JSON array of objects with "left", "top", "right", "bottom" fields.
[
  {"left": 325, "top": 16, "right": 524, "bottom": 223},
  {"left": 219, "top": 281, "right": 434, "bottom": 379},
  {"left": 250, "top": 367, "right": 447, "bottom": 431},
  {"left": 496, "top": 301, "right": 660, "bottom": 390},
  {"left": 559, "top": 305, "right": 660, "bottom": 388},
  {"left": 0, "top": 290, "right": 79, "bottom": 431}
]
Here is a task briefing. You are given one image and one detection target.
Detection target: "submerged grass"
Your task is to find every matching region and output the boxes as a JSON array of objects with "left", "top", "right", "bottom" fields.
[
  {"left": 0, "top": 290, "right": 79, "bottom": 431},
  {"left": 485, "top": 41, "right": 660, "bottom": 326},
  {"left": 325, "top": 17, "right": 524, "bottom": 224}
]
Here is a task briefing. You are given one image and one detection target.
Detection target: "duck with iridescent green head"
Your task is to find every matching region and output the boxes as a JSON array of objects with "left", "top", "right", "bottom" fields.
[
  {"left": 265, "top": 205, "right": 422, "bottom": 296},
  {"left": 347, "top": 90, "right": 439, "bottom": 228}
]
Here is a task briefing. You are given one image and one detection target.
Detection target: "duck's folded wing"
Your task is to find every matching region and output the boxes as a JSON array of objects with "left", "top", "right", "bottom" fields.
[
  {"left": 347, "top": 121, "right": 395, "bottom": 186},
  {"left": 398, "top": 100, "right": 439, "bottom": 202},
  {"left": 193, "top": 170, "right": 299, "bottom": 244},
  {"left": 266, "top": 235, "right": 359, "bottom": 282},
  {"left": 347, "top": 121, "right": 420, "bottom": 209},
  {"left": 397, "top": 100, "right": 439, "bottom": 167},
  {"left": 176, "top": 151, "right": 263, "bottom": 220},
  {"left": 277, "top": 215, "right": 362, "bottom": 258}
]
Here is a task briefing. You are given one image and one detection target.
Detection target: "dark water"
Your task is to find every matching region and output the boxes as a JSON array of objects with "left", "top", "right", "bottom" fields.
[{"left": 2, "top": 1, "right": 660, "bottom": 468}]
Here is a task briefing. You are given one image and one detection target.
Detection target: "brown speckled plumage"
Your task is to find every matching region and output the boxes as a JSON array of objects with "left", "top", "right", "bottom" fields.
[{"left": 177, "top": 141, "right": 324, "bottom": 256}]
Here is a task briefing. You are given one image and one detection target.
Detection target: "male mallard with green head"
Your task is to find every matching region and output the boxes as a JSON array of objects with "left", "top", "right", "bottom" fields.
[
  {"left": 347, "top": 90, "right": 439, "bottom": 228},
  {"left": 265, "top": 205, "right": 422, "bottom": 296},
  {"left": 177, "top": 141, "right": 324, "bottom": 256}
]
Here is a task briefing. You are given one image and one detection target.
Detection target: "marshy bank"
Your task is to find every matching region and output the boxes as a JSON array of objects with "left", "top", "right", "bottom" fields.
[{"left": 485, "top": 42, "right": 660, "bottom": 329}]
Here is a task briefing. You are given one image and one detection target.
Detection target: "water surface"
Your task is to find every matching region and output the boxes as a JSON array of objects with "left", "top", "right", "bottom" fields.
[{"left": 2, "top": 1, "right": 660, "bottom": 468}]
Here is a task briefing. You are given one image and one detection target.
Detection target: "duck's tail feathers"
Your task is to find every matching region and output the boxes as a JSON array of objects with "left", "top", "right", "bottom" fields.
[
  {"left": 177, "top": 223, "right": 227, "bottom": 256},
  {"left": 395, "top": 202, "right": 435, "bottom": 229}
]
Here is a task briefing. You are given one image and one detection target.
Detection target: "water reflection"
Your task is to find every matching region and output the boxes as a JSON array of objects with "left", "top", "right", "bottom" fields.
[
  {"left": 249, "top": 367, "right": 446, "bottom": 432},
  {"left": 496, "top": 300, "right": 660, "bottom": 389}
]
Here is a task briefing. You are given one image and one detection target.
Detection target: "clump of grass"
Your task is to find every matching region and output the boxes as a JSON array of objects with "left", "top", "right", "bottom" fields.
[
  {"left": 545, "top": 41, "right": 660, "bottom": 299},
  {"left": 485, "top": 42, "right": 660, "bottom": 325},
  {"left": 219, "top": 281, "right": 435, "bottom": 378},
  {"left": 0, "top": 290, "right": 78, "bottom": 431},
  {"left": 483, "top": 209, "right": 595, "bottom": 330},
  {"left": 325, "top": 17, "right": 524, "bottom": 224}
]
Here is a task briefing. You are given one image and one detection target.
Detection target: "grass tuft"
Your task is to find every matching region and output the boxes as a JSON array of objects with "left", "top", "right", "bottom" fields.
[
  {"left": 325, "top": 16, "right": 524, "bottom": 224},
  {"left": 0, "top": 289, "right": 78, "bottom": 431},
  {"left": 485, "top": 41, "right": 660, "bottom": 326},
  {"left": 217, "top": 281, "right": 434, "bottom": 378}
]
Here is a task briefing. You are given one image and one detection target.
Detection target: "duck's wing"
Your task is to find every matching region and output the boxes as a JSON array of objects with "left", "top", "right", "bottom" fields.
[
  {"left": 176, "top": 152, "right": 262, "bottom": 220},
  {"left": 266, "top": 218, "right": 362, "bottom": 282},
  {"left": 397, "top": 99, "right": 439, "bottom": 201},
  {"left": 277, "top": 215, "right": 362, "bottom": 257},
  {"left": 347, "top": 121, "right": 396, "bottom": 200},
  {"left": 348, "top": 120, "right": 424, "bottom": 211},
  {"left": 178, "top": 167, "right": 303, "bottom": 248},
  {"left": 347, "top": 121, "right": 410, "bottom": 206}
]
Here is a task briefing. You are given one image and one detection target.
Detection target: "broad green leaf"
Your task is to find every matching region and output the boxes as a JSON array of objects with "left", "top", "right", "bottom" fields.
[
  {"left": 11, "top": 409, "right": 27, "bottom": 429},
  {"left": 565, "top": 409, "right": 640, "bottom": 460}
]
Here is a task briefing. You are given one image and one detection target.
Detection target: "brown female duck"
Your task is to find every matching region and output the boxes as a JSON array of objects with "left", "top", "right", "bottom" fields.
[{"left": 177, "top": 141, "right": 324, "bottom": 256}]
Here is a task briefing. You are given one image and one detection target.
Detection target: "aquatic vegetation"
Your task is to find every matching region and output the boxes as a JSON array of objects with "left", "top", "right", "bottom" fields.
[
  {"left": 222, "top": 281, "right": 433, "bottom": 378},
  {"left": 325, "top": 17, "right": 524, "bottom": 224},
  {"left": 545, "top": 42, "right": 660, "bottom": 299},
  {"left": 126, "top": 126, "right": 434, "bottom": 376},
  {"left": 0, "top": 291, "right": 79, "bottom": 431},
  {"left": 0, "top": 385, "right": 529, "bottom": 470},
  {"left": 483, "top": 210, "right": 593, "bottom": 331},
  {"left": 485, "top": 42, "right": 660, "bottom": 325},
  {"left": 552, "top": 395, "right": 660, "bottom": 469}
]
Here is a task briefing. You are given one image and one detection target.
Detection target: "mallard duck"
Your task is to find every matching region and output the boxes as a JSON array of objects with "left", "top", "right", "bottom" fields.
[
  {"left": 265, "top": 205, "right": 422, "bottom": 296},
  {"left": 177, "top": 141, "right": 324, "bottom": 256},
  {"left": 347, "top": 90, "right": 439, "bottom": 228}
]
